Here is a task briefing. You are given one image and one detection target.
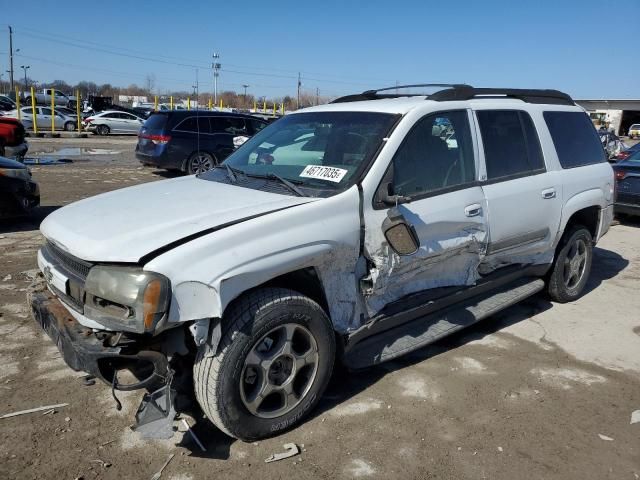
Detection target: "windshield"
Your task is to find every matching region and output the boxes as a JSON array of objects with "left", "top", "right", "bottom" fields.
[{"left": 200, "top": 111, "right": 398, "bottom": 192}]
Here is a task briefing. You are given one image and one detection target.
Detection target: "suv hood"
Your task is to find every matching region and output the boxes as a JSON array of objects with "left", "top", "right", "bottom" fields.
[{"left": 41, "top": 175, "right": 317, "bottom": 263}]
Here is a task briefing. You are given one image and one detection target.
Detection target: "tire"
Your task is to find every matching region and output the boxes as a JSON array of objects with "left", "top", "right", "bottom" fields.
[
  {"left": 96, "top": 124, "right": 110, "bottom": 136},
  {"left": 64, "top": 121, "right": 76, "bottom": 132},
  {"left": 186, "top": 151, "right": 216, "bottom": 174},
  {"left": 547, "top": 226, "right": 593, "bottom": 303},
  {"left": 193, "top": 288, "right": 336, "bottom": 441}
]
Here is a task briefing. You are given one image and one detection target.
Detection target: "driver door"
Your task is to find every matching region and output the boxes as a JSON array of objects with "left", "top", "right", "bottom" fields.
[{"left": 362, "top": 110, "right": 488, "bottom": 315}]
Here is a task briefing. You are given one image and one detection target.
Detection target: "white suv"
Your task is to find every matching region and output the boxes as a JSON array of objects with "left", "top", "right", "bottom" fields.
[{"left": 31, "top": 84, "right": 614, "bottom": 441}]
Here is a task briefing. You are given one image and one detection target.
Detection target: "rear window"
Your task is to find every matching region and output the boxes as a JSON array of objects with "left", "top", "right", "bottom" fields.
[
  {"left": 630, "top": 124, "right": 640, "bottom": 130},
  {"left": 543, "top": 111, "right": 606, "bottom": 168},
  {"left": 143, "top": 113, "right": 168, "bottom": 131}
]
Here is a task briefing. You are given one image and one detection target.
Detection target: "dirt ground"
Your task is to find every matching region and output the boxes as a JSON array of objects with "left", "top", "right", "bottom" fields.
[{"left": 0, "top": 137, "right": 639, "bottom": 480}]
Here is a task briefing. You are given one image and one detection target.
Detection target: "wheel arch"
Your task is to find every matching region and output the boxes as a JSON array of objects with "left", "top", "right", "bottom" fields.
[{"left": 556, "top": 189, "right": 606, "bottom": 247}]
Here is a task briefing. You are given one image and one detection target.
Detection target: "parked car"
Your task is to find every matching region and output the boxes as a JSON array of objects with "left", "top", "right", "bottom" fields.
[
  {"left": 136, "top": 111, "right": 268, "bottom": 174},
  {"left": 600, "top": 131, "right": 626, "bottom": 159},
  {"left": 0, "top": 155, "right": 39, "bottom": 218},
  {"left": 0, "top": 95, "right": 16, "bottom": 112},
  {"left": 0, "top": 117, "right": 28, "bottom": 159},
  {"left": 3, "top": 107, "right": 77, "bottom": 131},
  {"left": 24, "top": 89, "right": 77, "bottom": 108},
  {"left": 628, "top": 123, "right": 640, "bottom": 139},
  {"left": 31, "top": 85, "right": 613, "bottom": 442},
  {"left": 84, "top": 110, "right": 145, "bottom": 135},
  {"left": 613, "top": 142, "right": 640, "bottom": 162},
  {"left": 613, "top": 148, "right": 640, "bottom": 216}
]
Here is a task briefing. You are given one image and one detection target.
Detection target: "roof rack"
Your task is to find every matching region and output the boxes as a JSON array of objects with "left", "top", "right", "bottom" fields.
[
  {"left": 428, "top": 87, "right": 575, "bottom": 105},
  {"left": 330, "top": 83, "right": 471, "bottom": 103},
  {"left": 331, "top": 84, "right": 575, "bottom": 106}
]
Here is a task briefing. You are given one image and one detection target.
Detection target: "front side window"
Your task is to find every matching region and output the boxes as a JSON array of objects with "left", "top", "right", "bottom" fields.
[
  {"left": 392, "top": 110, "right": 476, "bottom": 197},
  {"left": 477, "top": 110, "right": 545, "bottom": 180},
  {"left": 543, "top": 111, "right": 607, "bottom": 168},
  {"left": 201, "top": 111, "right": 398, "bottom": 192},
  {"left": 41, "top": 107, "right": 53, "bottom": 115}
]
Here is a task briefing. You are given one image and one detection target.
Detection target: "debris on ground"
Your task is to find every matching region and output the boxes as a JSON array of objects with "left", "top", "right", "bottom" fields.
[
  {"left": 2, "top": 274, "right": 11, "bottom": 281},
  {"left": 631, "top": 410, "right": 640, "bottom": 425},
  {"left": 181, "top": 419, "right": 206, "bottom": 452},
  {"left": 598, "top": 434, "right": 614, "bottom": 441},
  {"left": 264, "top": 443, "right": 300, "bottom": 463},
  {"left": 150, "top": 453, "right": 175, "bottom": 480},
  {"left": 0, "top": 403, "right": 69, "bottom": 419}
]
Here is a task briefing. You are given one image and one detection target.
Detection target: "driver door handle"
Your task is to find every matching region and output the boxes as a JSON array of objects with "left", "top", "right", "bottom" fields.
[
  {"left": 464, "top": 203, "right": 482, "bottom": 217},
  {"left": 542, "top": 188, "right": 556, "bottom": 199}
]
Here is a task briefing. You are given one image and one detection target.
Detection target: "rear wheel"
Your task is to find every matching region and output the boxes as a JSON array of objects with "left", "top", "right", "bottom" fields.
[
  {"left": 186, "top": 151, "right": 216, "bottom": 174},
  {"left": 193, "top": 288, "right": 335, "bottom": 441},
  {"left": 96, "top": 124, "right": 110, "bottom": 136},
  {"left": 548, "top": 226, "right": 593, "bottom": 303},
  {"left": 64, "top": 121, "right": 76, "bottom": 131}
]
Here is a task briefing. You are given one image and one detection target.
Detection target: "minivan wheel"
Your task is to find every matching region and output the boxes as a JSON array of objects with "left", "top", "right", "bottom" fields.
[
  {"left": 547, "top": 226, "right": 593, "bottom": 303},
  {"left": 193, "top": 288, "right": 335, "bottom": 441},
  {"left": 96, "top": 124, "right": 110, "bottom": 136},
  {"left": 186, "top": 152, "right": 216, "bottom": 174},
  {"left": 64, "top": 121, "right": 76, "bottom": 131}
]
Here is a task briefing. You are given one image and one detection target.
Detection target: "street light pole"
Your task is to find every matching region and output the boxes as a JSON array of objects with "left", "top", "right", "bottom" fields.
[
  {"left": 8, "top": 26, "right": 15, "bottom": 92},
  {"left": 212, "top": 52, "right": 220, "bottom": 105},
  {"left": 242, "top": 84, "right": 249, "bottom": 107},
  {"left": 20, "top": 65, "right": 30, "bottom": 90}
]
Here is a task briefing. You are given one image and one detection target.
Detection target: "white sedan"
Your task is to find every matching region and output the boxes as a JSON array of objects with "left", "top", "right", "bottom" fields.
[
  {"left": 84, "top": 110, "right": 145, "bottom": 136},
  {"left": 3, "top": 107, "right": 76, "bottom": 131}
]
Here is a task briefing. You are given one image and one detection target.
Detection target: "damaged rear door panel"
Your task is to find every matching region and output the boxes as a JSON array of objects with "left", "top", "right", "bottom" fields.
[{"left": 361, "top": 109, "right": 488, "bottom": 316}]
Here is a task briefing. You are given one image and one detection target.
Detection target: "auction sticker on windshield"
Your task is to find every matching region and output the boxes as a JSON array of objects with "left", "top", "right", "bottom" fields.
[{"left": 299, "top": 165, "right": 348, "bottom": 183}]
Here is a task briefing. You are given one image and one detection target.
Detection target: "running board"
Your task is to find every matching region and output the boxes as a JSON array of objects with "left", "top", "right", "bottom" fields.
[{"left": 343, "top": 277, "right": 545, "bottom": 369}]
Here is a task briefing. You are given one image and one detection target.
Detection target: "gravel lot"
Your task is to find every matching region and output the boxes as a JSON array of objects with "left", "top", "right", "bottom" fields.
[{"left": 1, "top": 137, "right": 639, "bottom": 480}]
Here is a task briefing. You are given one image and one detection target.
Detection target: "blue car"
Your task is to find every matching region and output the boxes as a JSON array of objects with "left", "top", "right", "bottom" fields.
[{"left": 613, "top": 148, "right": 640, "bottom": 216}]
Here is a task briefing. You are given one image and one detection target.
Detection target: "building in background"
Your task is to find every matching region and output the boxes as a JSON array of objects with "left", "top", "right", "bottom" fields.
[{"left": 575, "top": 99, "right": 640, "bottom": 136}]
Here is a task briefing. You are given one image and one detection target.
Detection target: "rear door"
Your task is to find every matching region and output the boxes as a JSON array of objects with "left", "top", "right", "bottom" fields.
[
  {"left": 363, "top": 109, "right": 488, "bottom": 314},
  {"left": 475, "top": 109, "right": 562, "bottom": 270}
]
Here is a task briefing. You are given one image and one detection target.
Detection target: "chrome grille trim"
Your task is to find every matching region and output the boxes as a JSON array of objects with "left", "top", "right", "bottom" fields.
[{"left": 44, "top": 240, "right": 93, "bottom": 281}]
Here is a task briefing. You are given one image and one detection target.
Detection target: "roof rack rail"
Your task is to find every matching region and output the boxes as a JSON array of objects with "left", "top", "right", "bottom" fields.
[
  {"left": 428, "top": 87, "right": 575, "bottom": 105},
  {"left": 331, "top": 83, "right": 472, "bottom": 103}
]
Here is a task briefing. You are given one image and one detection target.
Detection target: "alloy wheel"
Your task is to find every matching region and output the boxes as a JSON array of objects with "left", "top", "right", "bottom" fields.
[
  {"left": 189, "top": 154, "right": 214, "bottom": 174},
  {"left": 563, "top": 238, "right": 588, "bottom": 289}
]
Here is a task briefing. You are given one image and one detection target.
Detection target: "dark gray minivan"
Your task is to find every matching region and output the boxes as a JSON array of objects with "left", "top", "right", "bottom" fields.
[{"left": 136, "top": 111, "right": 269, "bottom": 174}]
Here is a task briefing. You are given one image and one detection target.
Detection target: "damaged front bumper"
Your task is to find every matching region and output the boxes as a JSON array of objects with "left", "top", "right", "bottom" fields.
[{"left": 29, "top": 288, "right": 169, "bottom": 391}]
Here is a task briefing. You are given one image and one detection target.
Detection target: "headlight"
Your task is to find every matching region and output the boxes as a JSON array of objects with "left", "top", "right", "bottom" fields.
[
  {"left": 0, "top": 168, "right": 30, "bottom": 181},
  {"left": 84, "top": 266, "right": 170, "bottom": 333}
]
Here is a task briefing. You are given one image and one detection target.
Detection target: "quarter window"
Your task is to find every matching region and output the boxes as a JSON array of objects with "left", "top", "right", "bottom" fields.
[
  {"left": 543, "top": 111, "right": 606, "bottom": 168},
  {"left": 476, "top": 110, "right": 545, "bottom": 180},
  {"left": 392, "top": 110, "right": 476, "bottom": 197}
]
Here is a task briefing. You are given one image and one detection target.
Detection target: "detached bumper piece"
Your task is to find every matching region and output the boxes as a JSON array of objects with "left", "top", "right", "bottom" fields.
[{"left": 29, "top": 289, "right": 168, "bottom": 391}]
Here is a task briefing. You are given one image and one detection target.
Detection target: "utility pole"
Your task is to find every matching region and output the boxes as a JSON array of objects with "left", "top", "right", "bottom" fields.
[
  {"left": 297, "top": 72, "right": 301, "bottom": 110},
  {"left": 212, "top": 52, "right": 221, "bottom": 105},
  {"left": 242, "top": 84, "right": 249, "bottom": 107},
  {"left": 316, "top": 87, "right": 319, "bottom": 106},
  {"left": 20, "top": 65, "right": 29, "bottom": 90},
  {"left": 8, "top": 26, "right": 15, "bottom": 92}
]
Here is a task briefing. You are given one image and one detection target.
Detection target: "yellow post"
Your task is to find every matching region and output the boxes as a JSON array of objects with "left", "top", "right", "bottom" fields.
[
  {"left": 154, "top": 95, "right": 158, "bottom": 111},
  {"left": 187, "top": 97, "right": 191, "bottom": 110},
  {"left": 30, "top": 87, "right": 38, "bottom": 134},
  {"left": 272, "top": 103, "right": 276, "bottom": 116},
  {"left": 219, "top": 99, "right": 222, "bottom": 109},
  {"left": 253, "top": 100, "right": 257, "bottom": 112},
  {"left": 208, "top": 97, "right": 212, "bottom": 110},
  {"left": 263, "top": 100, "right": 266, "bottom": 112},
  {"left": 15, "top": 87, "right": 21, "bottom": 121},
  {"left": 51, "top": 88, "right": 55, "bottom": 133},
  {"left": 281, "top": 103, "right": 284, "bottom": 115},
  {"left": 170, "top": 96, "right": 174, "bottom": 110},
  {"left": 76, "top": 89, "right": 82, "bottom": 132}
]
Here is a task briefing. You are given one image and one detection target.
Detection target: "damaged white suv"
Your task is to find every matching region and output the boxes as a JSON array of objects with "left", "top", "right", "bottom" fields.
[{"left": 30, "top": 84, "right": 614, "bottom": 441}]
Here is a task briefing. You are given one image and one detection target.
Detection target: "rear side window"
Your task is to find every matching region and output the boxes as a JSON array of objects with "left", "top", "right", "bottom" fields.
[
  {"left": 543, "top": 111, "right": 606, "bottom": 168},
  {"left": 175, "top": 116, "right": 210, "bottom": 133},
  {"left": 144, "top": 114, "right": 168, "bottom": 130},
  {"left": 210, "top": 117, "right": 248, "bottom": 134},
  {"left": 477, "top": 110, "right": 545, "bottom": 180}
]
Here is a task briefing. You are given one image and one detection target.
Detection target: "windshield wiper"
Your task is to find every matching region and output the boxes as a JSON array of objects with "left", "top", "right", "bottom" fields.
[
  {"left": 265, "top": 173, "right": 307, "bottom": 197},
  {"left": 224, "top": 163, "right": 237, "bottom": 183}
]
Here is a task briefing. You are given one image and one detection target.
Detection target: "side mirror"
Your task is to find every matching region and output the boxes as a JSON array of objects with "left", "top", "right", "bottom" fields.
[{"left": 382, "top": 207, "right": 419, "bottom": 255}]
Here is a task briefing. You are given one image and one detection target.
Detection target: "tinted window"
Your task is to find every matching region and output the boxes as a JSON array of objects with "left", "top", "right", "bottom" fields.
[
  {"left": 102, "top": 113, "right": 118, "bottom": 119},
  {"left": 249, "top": 119, "right": 268, "bottom": 134},
  {"left": 543, "top": 111, "right": 607, "bottom": 168},
  {"left": 175, "top": 116, "right": 210, "bottom": 133},
  {"left": 41, "top": 107, "right": 53, "bottom": 115},
  {"left": 477, "top": 110, "right": 545, "bottom": 180},
  {"left": 143, "top": 114, "right": 168, "bottom": 131},
  {"left": 210, "top": 117, "right": 247, "bottom": 134},
  {"left": 393, "top": 110, "right": 476, "bottom": 197}
]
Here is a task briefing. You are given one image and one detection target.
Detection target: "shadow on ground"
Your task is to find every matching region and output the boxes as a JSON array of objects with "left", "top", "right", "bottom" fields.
[{"left": 0, "top": 206, "right": 60, "bottom": 234}]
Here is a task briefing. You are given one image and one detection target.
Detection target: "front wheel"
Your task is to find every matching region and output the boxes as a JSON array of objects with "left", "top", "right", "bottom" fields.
[
  {"left": 547, "top": 226, "right": 593, "bottom": 303},
  {"left": 193, "top": 288, "right": 335, "bottom": 441},
  {"left": 96, "top": 124, "right": 110, "bottom": 136}
]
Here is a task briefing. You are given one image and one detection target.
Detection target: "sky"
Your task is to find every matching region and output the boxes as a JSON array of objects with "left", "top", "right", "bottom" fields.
[{"left": 1, "top": 0, "right": 638, "bottom": 100}]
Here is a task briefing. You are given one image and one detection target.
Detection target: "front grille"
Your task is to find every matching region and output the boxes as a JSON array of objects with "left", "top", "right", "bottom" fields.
[{"left": 45, "top": 240, "right": 93, "bottom": 281}]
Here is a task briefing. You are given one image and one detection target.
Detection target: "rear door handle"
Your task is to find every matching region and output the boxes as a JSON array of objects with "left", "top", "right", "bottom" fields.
[
  {"left": 542, "top": 188, "right": 556, "bottom": 199},
  {"left": 464, "top": 203, "right": 482, "bottom": 217}
]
